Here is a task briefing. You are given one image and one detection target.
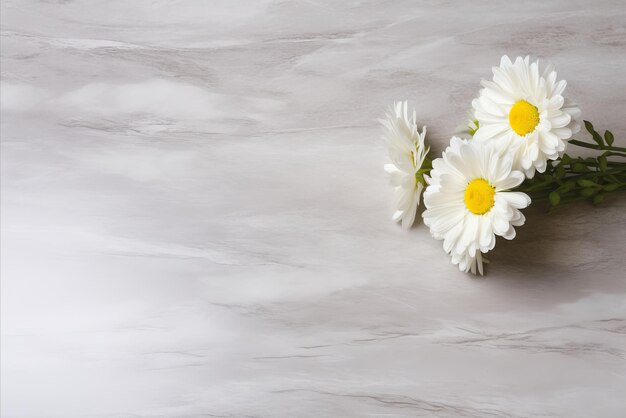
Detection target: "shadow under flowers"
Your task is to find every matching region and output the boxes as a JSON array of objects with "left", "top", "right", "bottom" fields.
[{"left": 485, "top": 193, "right": 626, "bottom": 282}]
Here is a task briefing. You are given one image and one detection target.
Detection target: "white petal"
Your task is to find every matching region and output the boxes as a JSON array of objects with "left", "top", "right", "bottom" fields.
[{"left": 499, "top": 192, "right": 531, "bottom": 209}]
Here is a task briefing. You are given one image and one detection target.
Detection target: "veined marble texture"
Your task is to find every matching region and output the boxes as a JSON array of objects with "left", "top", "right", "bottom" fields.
[{"left": 1, "top": 0, "right": 626, "bottom": 417}]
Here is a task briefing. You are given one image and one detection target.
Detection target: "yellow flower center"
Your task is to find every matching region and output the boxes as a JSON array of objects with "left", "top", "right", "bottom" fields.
[
  {"left": 464, "top": 178, "right": 496, "bottom": 215},
  {"left": 508, "top": 100, "right": 539, "bottom": 136}
]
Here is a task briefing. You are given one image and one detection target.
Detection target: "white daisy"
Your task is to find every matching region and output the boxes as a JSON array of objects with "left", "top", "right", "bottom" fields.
[
  {"left": 472, "top": 55, "right": 581, "bottom": 178},
  {"left": 422, "top": 137, "right": 531, "bottom": 275},
  {"left": 381, "top": 101, "right": 430, "bottom": 229}
]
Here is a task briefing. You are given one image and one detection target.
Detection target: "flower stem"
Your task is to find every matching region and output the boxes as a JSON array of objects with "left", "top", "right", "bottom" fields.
[{"left": 569, "top": 139, "right": 626, "bottom": 154}]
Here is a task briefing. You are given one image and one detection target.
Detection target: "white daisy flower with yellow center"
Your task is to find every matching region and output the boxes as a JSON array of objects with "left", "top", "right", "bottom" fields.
[
  {"left": 472, "top": 55, "right": 581, "bottom": 178},
  {"left": 422, "top": 137, "right": 530, "bottom": 275},
  {"left": 381, "top": 101, "right": 430, "bottom": 229}
]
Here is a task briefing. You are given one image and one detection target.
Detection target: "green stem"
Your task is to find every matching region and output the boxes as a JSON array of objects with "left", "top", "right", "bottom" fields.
[{"left": 569, "top": 139, "right": 626, "bottom": 154}]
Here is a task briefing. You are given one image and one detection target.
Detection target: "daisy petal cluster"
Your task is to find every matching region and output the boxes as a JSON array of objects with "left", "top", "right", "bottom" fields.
[
  {"left": 381, "top": 101, "right": 430, "bottom": 229},
  {"left": 423, "top": 138, "right": 530, "bottom": 275},
  {"left": 472, "top": 56, "right": 581, "bottom": 178},
  {"left": 381, "top": 55, "right": 625, "bottom": 276}
]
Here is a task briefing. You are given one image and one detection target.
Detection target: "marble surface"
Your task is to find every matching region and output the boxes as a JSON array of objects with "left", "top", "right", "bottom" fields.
[{"left": 2, "top": 1, "right": 626, "bottom": 417}]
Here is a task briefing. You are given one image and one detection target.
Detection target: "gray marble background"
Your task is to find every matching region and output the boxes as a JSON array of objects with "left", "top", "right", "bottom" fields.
[{"left": 2, "top": 1, "right": 626, "bottom": 417}]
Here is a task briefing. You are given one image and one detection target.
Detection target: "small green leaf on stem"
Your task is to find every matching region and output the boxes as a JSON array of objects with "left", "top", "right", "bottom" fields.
[
  {"left": 577, "top": 179, "right": 599, "bottom": 188},
  {"left": 584, "top": 120, "right": 604, "bottom": 145},
  {"left": 580, "top": 188, "right": 597, "bottom": 197},
  {"left": 603, "top": 183, "right": 621, "bottom": 192},
  {"left": 604, "top": 130, "right": 614, "bottom": 146},
  {"left": 599, "top": 155, "right": 608, "bottom": 172},
  {"left": 572, "top": 162, "right": 589, "bottom": 173},
  {"left": 559, "top": 183, "right": 573, "bottom": 193},
  {"left": 549, "top": 191, "right": 560, "bottom": 206},
  {"left": 592, "top": 132, "right": 604, "bottom": 146}
]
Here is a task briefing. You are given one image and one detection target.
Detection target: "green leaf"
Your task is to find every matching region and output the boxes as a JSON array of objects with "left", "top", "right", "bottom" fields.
[
  {"left": 604, "top": 130, "right": 614, "bottom": 146},
  {"left": 583, "top": 121, "right": 604, "bottom": 146},
  {"left": 556, "top": 165, "right": 565, "bottom": 179},
  {"left": 572, "top": 162, "right": 589, "bottom": 173},
  {"left": 559, "top": 181, "right": 574, "bottom": 193},
  {"left": 561, "top": 154, "right": 571, "bottom": 165},
  {"left": 603, "top": 183, "right": 621, "bottom": 192},
  {"left": 577, "top": 179, "right": 598, "bottom": 188},
  {"left": 549, "top": 191, "right": 560, "bottom": 206},
  {"left": 593, "top": 194, "right": 605, "bottom": 205},
  {"left": 580, "top": 188, "right": 597, "bottom": 197},
  {"left": 598, "top": 155, "right": 608, "bottom": 172},
  {"left": 592, "top": 132, "right": 604, "bottom": 146}
]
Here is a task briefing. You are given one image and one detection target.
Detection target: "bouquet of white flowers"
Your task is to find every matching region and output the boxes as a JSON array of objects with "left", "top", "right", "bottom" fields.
[{"left": 382, "top": 56, "right": 625, "bottom": 275}]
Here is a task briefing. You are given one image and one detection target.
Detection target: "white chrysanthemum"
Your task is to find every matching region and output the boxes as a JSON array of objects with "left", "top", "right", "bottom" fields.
[
  {"left": 422, "top": 137, "right": 531, "bottom": 275},
  {"left": 381, "top": 101, "right": 429, "bottom": 229},
  {"left": 472, "top": 55, "right": 581, "bottom": 178}
]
